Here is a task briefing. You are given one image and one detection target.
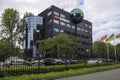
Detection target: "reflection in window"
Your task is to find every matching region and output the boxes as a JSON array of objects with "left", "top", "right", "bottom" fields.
[
  {"left": 85, "top": 24, "right": 88, "bottom": 27},
  {"left": 60, "top": 29, "right": 64, "bottom": 33},
  {"left": 48, "top": 19, "right": 52, "bottom": 23},
  {"left": 89, "top": 25, "right": 92, "bottom": 28},
  {"left": 53, "top": 28, "right": 59, "bottom": 32},
  {"left": 47, "top": 11, "right": 52, "bottom": 16},
  {"left": 89, "top": 31, "right": 92, "bottom": 34},
  {"left": 66, "top": 24, "right": 71, "bottom": 28},
  {"left": 60, "top": 14, "right": 65, "bottom": 18},
  {"left": 72, "top": 25, "right": 75, "bottom": 29},
  {"left": 60, "top": 22, "right": 65, "bottom": 26},
  {"left": 53, "top": 19, "right": 59, "bottom": 24},
  {"left": 53, "top": 11, "right": 59, "bottom": 16},
  {"left": 81, "top": 28, "right": 84, "bottom": 32},
  {"left": 85, "top": 30, "right": 88, "bottom": 32},
  {"left": 77, "top": 27, "right": 80, "bottom": 30}
]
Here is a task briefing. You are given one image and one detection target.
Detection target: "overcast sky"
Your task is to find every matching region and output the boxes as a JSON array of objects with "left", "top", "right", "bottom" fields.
[{"left": 0, "top": 0, "right": 120, "bottom": 43}]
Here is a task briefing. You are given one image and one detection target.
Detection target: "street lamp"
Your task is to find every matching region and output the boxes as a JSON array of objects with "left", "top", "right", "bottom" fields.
[{"left": 86, "top": 49, "right": 90, "bottom": 59}]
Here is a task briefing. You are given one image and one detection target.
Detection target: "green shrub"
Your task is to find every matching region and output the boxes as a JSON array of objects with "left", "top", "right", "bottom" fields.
[
  {"left": 0, "top": 62, "right": 115, "bottom": 77},
  {"left": 0, "top": 64, "right": 120, "bottom": 80}
]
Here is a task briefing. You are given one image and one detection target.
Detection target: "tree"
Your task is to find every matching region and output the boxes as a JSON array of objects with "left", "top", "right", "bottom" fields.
[
  {"left": 18, "top": 12, "right": 34, "bottom": 48},
  {"left": 0, "top": 38, "right": 11, "bottom": 57},
  {"left": 54, "top": 33, "right": 76, "bottom": 57},
  {"left": 36, "top": 40, "right": 46, "bottom": 58},
  {"left": 93, "top": 40, "right": 115, "bottom": 59},
  {"left": 116, "top": 43, "right": 120, "bottom": 61},
  {"left": 37, "top": 33, "right": 78, "bottom": 58},
  {"left": 108, "top": 43, "right": 114, "bottom": 59},
  {"left": 23, "top": 12, "right": 34, "bottom": 19},
  {"left": 92, "top": 41, "right": 107, "bottom": 58},
  {"left": 1, "top": 8, "right": 19, "bottom": 55}
]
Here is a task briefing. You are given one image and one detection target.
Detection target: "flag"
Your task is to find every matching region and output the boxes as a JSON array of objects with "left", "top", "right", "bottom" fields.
[
  {"left": 116, "top": 33, "right": 120, "bottom": 38},
  {"left": 101, "top": 35, "right": 107, "bottom": 41},
  {"left": 106, "top": 33, "right": 114, "bottom": 43}
]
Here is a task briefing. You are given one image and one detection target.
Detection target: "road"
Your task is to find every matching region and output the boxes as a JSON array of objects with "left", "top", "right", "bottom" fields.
[{"left": 55, "top": 68, "right": 120, "bottom": 80}]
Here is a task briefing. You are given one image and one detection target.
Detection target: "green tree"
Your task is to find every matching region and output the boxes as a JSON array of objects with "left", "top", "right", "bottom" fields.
[
  {"left": 92, "top": 41, "right": 107, "bottom": 58},
  {"left": 116, "top": 43, "right": 120, "bottom": 61},
  {"left": 0, "top": 38, "right": 22, "bottom": 57},
  {"left": 54, "top": 33, "right": 76, "bottom": 57},
  {"left": 23, "top": 12, "right": 34, "bottom": 19},
  {"left": 36, "top": 40, "right": 46, "bottom": 57},
  {"left": 37, "top": 33, "right": 78, "bottom": 58},
  {"left": 108, "top": 43, "right": 114, "bottom": 59},
  {"left": 1, "top": 8, "right": 19, "bottom": 55},
  {"left": 93, "top": 40, "right": 115, "bottom": 59},
  {"left": 18, "top": 12, "right": 34, "bottom": 48}
]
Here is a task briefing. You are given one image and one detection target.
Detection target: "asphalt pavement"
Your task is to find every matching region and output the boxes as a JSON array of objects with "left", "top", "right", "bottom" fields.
[{"left": 55, "top": 68, "right": 120, "bottom": 80}]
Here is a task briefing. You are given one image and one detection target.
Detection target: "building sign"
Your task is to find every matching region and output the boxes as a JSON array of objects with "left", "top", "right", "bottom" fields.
[{"left": 54, "top": 16, "right": 70, "bottom": 23}]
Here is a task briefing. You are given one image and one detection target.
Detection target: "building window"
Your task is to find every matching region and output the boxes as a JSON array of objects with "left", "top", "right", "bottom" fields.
[
  {"left": 66, "top": 24, "right": 71, "bottom": 28},
  {"left": 36, "top": 30, "right": 40, "bottom": 33},
  {"left": 85, "top": 24, "right": 88, "bottom": 28},
  {"left": 47, "top": 11, "right": 52, "bottom": 16},
  {"left": 53, "top": 19, "right": 59, "bottom": 24},
  {"left": 77, "top": 27, "right": 80, "bottom": 30},
  {"left": 48, "top": 19, "right": 52, "bottom": 23},
  {"left": 60, "top": 14, "right": 65, "bottom": 18},
  {"left": 60, "top": 29, "right": 64, "bottom": 33},
  {"left": 72, "top": 25, "right": 75, "bottom": 29},
  {"left": 53, "top": 28, "right": 59, "bottom": 32},
  {"left": 53, "top": 11, "right": 59, "bottom": 16},
  {"left": 89, "top": 25, "right": 92, "bottom": 28},
  {"left": 60, "top": 21, "right": 65, "bottom": 26},
  {"left": 81, "top": 28, "right": 84, "bottom": 32},
  {"left": 89, "top": 31, "right": 92, "bottom": 34},
  {"left": 85, "top": 30, "right": 88, "bottom": 32}
]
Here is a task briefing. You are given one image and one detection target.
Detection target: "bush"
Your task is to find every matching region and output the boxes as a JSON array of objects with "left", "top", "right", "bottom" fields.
[
  {"left": 0, "top": 62, "right": 114, "bottom": 77},
  {"left": 0, "top": 64, "right": 120, "bottom": 80}
]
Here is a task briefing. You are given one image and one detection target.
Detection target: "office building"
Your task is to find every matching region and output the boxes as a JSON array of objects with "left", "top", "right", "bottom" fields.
[
  {"left": 24, "top": 16, "right": 43, "bottom": 57},
  {"left": 24, "top": 5, "right": 92, "bottom": 58}
]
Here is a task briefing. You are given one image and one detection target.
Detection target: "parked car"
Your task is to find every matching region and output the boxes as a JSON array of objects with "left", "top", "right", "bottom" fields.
[
  {"left": 62, "top": 59, "right": 70, "bottom": 64},
  {"left": 24, "top": 58, "right": 44, "bottom": 66},
  {"left": 103, "top": 58, "right": 113, "bottom": 62},
  {"left": 69, "top": 59, "right": 78, "bottom": 64},
  {"left": 4, "top": 57, "right": 25, "bottom": 67},
  {"left": 87, "top": 58, "right": 103, "bottom": 63},
  {"left": 44, "top": 58, "right": 64, "bottom": 65}
]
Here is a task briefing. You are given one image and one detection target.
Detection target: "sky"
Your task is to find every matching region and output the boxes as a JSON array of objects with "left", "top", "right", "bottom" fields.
[{"left": 0, "top": 0, "right": 120, "bottom": 44}]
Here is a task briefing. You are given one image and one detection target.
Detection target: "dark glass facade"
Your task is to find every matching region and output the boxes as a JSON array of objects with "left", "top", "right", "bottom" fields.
[
  {"left": 24, "top": 16, "right": 43, "bottom": 57},
  {"left": 24, "top": 5, "right": 92, "bottom": 58},
  {"left": 38, "top": 5, "right": 92, "bottom": 58}
]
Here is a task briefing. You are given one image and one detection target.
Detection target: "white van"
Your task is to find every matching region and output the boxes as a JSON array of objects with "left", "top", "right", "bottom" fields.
[{"left": 4, "top": 57, "right": 25, "bottom": 67}]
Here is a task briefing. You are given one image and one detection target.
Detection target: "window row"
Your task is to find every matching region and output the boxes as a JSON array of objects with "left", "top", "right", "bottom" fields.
[
  {"left": 53, "top": 28, "right": 64, "bottom": 33},
  {"left": 81, "top": 42, "right": 92, "bottom": 45},
  {"left": 84, "top": 24, "right": 92, "bottom": 29},
  {"left": 47, "top": 11, "right": 65, "bottom": 18},
  {"left": 53, "top": 19, "right": 91, "bottom": 33}
]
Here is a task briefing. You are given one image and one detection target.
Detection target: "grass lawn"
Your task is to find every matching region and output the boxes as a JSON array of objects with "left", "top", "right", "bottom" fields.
[{"left": 0, "top": 63, "right": 120, "bottom": 80}]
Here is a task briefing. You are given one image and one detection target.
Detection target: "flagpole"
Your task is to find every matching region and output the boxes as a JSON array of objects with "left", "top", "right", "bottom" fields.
[
  {"left": 106, "top": 43, "right": 109, "bottom": 61},
  {"left": 113, "top": 34, "right": 117, "bottom": 63},
  {"left": 106, "top": 33, "right": 109, "bottom": 61}
]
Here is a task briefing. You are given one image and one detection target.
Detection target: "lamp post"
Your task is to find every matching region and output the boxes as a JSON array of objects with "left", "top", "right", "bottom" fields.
[
  {"left": 86, "top": 49, "right": 90, "bottom": 59},
  {"left": 65, "top": 48, "right": 69, "bottom": 70}
]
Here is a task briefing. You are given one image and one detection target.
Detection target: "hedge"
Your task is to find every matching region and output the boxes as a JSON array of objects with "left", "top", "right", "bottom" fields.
[
  {"left": 0, "top": 63, "right": 120, "bottom": 80},
  {"left": 0, "top": 62, "right": 114, "bottom": 77}
]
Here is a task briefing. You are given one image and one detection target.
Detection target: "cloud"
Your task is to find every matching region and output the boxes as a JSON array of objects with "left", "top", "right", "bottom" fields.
[
  {"left": 0, "top": 0, "right": 78, "bottom": 18},
  {"left": 0, "top": 0, "right": 120, "bottom": 44},
  {"left": 81, "top": 0, "right": 120, "bottom": 43}
]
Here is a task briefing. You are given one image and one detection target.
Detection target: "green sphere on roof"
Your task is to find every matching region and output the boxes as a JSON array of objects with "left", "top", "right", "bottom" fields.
[{"left": 71, "top": 8, "right": 84, "bottom": 24}]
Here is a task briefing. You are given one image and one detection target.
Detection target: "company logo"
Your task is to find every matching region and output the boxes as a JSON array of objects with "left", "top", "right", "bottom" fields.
[{"left": 54, "top": 16, "right": 70, "bottom": 23}]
